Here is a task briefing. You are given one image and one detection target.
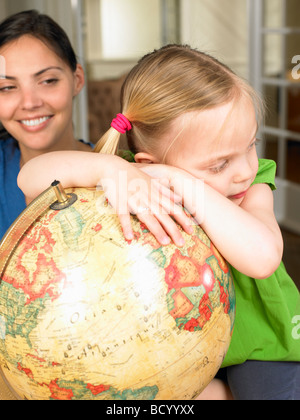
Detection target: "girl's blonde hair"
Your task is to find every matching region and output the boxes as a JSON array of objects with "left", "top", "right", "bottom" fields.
[{"left": 94, "top": 44, "right": 263, "bottom": 157}]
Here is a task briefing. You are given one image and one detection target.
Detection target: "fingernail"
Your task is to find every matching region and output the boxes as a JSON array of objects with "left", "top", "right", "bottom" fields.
[
  {"left": 125, "top": 232, "right": 134, "bottom": 240},
  {"left": 162, "top": 237, "right": 171, "bottom": 245},
  {"left": 178, "top": 238, "right": 185, "bottom": 247},
  {"left": 188, "top": 226, "right": 194, "bottom": 234}
]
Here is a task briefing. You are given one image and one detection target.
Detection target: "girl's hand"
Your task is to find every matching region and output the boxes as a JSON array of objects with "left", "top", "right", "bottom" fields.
[
  {"left": 137, "top": 162, "right": 204, "bottom": 224},
  {"left": 18, "top": 152, "right": 193, "bottom": 248},
  {"left": 100, "top": 161, "right": 194, "bottom": 246}
]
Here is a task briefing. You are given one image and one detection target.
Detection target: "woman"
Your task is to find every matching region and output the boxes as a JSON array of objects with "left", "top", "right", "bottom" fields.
[{"left": 0, "top": 9, "right": 91, "bottom": 239}]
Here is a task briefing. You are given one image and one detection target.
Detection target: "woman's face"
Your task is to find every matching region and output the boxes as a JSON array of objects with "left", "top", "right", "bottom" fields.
[{"left": 0, "top": 35, "right": 84, "bottom": 154}]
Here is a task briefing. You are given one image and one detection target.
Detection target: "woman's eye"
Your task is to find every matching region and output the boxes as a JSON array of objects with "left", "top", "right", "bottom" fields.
[
  {"left": 0, "top": 85, "right": 16, "bottom": 92},
  {"left": 42, "top": 78, "right": 59, "bottom": 85}
]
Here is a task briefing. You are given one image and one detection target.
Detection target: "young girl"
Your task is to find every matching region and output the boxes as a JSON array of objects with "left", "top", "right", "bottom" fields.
[{"left": 18, "top": 45, "right": 300, "bottom": 400}]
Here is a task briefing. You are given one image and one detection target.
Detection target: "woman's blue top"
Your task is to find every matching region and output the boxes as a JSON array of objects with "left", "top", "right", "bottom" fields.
[
  {"left": 0, "top": 137, "right": 93, "bottom": 240},
  {"left": 0, "top": 138, "right": 26, "bottom": 239}
]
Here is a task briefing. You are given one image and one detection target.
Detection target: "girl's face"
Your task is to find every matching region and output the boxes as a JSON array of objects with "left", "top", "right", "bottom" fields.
[
  {"left": 0, "top": 35, "right": 84, "bottom": 154},
  {"left": 164, "top": 96, "right": 259, "bottom": 206}
]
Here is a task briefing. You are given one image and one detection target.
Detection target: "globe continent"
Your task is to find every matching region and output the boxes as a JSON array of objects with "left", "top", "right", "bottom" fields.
[{"left": 0, "top": 187, "right": 235, "bottom": 400}]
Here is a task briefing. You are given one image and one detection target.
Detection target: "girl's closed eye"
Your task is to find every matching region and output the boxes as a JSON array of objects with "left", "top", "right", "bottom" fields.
[
  {"left": 249, "top": 138, "right": 260, "bottom": 150},
  {"left": 209, "top": 160, "right": 229, "bottom": 174}
]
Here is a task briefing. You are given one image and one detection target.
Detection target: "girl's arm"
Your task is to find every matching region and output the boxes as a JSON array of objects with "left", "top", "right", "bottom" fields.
[
  {"left": 197, "top": 181, "right": 282, "bottom": 279},
  {"left": 140, "top": 164, "right": 283, "bottom": 279},
  {"left": 17, "top": 151, "right": 193, "bottom": 247}
]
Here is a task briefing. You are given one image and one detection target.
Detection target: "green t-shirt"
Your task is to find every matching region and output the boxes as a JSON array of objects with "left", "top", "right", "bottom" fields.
[{"left": 222, "top": 159, "right": 300, "bottom": 367}]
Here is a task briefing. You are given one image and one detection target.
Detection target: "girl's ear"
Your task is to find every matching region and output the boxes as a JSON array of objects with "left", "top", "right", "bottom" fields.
[
  {"left": 73, "top": 63, "right": 85, "bottom": 97},
  {"left": 134, "top": 152, "right": 160, "bottom": 164}
]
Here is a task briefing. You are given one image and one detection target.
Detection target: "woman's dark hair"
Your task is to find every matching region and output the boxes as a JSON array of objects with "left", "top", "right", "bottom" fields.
[{"left": 0, "top": 9, "right": 77, "bottom": 71}]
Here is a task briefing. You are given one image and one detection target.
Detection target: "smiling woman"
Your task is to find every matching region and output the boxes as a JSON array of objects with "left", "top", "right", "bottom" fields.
[
  {"left": 0, "top": 10, "right": 93, "bottom": 239},
  {"left": 0, "top": 36, "right": 85, "bottom": 156}
]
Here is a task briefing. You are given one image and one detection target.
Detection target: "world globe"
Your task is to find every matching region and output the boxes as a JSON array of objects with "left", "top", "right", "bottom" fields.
[{"left": 0, "top": 183, "right": 235, "bottom": 400}]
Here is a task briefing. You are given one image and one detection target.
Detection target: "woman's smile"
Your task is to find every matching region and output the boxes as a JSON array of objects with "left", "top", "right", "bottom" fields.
[{"left": 18, "top": 115, "right": 53, "bottom": 131}]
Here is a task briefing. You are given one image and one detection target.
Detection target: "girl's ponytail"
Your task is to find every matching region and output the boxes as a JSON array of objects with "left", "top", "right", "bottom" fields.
[
  {"left": 94, "top": 127, "right": 121, "bottom": 154},
  {"left": 94, "top": 114, "right": 132, "bottom": 155}
]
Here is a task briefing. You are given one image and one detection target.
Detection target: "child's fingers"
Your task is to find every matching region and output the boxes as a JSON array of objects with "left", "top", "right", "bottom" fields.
[
  {"left": 119, "top": 211, "right": 173, "bottom": 246},
  {"left": 118, "top": 214, "right": 134, "bottom": 241},
  {"left": 135, "top": 213, "right": 172, "bottom": 246},
  {"left": 171, "top": 210, "right": 195, "bottom": 235},
  {"left": 138, "top": 212, "right": 187, "bottom": 248},
  {"left": 152, "top": 195, "right": 194, "bottom": 235},
  {"left": 154, "top": 213, "right": 186, "bottom": 247},
  {"left": 157, "top": 182, "right": 182, "bottom": 203},
  {"left": 119, "top": 209, "right": 189, "bottom": 247}
]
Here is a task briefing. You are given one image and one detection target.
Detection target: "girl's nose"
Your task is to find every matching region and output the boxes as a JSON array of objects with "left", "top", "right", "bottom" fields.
[{"left": 233, "top": 155, "right": 254, "bottom": 184}]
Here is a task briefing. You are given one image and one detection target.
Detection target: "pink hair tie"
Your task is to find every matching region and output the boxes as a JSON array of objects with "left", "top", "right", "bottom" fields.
[{"left": 111, "top": 114, "right": 132, "bottom": 134}]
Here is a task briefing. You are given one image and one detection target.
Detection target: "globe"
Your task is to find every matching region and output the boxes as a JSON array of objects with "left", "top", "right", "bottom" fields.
[{"left": 0, "top": 183, "right": 235, "bottom": 400}]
